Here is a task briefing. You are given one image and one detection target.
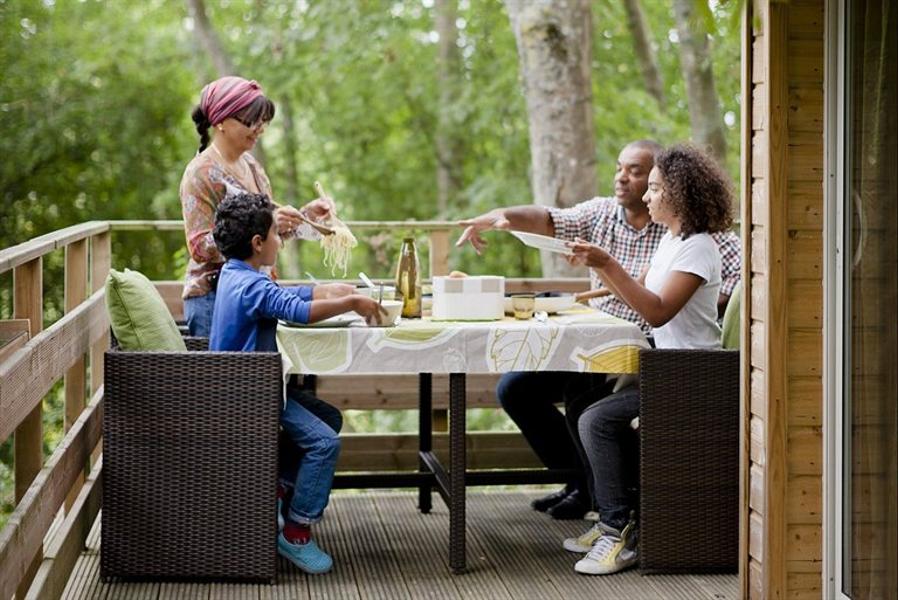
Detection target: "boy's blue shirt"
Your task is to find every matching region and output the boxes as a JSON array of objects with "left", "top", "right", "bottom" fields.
[{"left": 209, "top": 258, "right": 313, "bottom": 352}]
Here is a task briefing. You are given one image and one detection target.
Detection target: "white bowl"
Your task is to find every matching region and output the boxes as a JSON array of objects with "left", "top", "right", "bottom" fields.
[
  {"left": 367, "top": 299, "right": 403, "bottom": 327},
  {"left": 355, "top": 285, "right": 397, "bottom": 301},
  {"left": 503, "top": 295, "right": 577, "bottom": 315}
]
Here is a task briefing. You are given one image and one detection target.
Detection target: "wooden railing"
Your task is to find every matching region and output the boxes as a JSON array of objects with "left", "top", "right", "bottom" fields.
[
  {"left": 0, "top": 220, "right": 590, "bottom": 599},
  {"left": 0, "top": 222, "right": 110, "bottom": 600}
]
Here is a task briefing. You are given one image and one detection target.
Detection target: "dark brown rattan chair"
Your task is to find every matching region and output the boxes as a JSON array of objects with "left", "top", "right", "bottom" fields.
[
  {"left": 102, "top": 337, "right": 282, "bottom": 582},
  {"left": 638, "top": 348, "right": 740, "bottom": 574}
]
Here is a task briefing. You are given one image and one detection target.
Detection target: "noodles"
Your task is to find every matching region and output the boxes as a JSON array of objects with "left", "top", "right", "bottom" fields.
[
  {"left": 320, "top": 218, "right": 357, "bottom": 277},
  {"left": 311, "top": 181, "right": 357, "bottom": 276}
]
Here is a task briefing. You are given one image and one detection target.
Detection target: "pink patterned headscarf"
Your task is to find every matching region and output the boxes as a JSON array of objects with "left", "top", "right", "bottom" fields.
[{"left": 200, "top": 76, "right": 264, "bottom": 126}]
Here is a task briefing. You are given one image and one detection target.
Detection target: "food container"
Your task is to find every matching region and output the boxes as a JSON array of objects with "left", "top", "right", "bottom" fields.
[
  {"left": 355, "top": 285, "right": 397, "bottom": 301},
  {"left": 431, "top": 276, "right": 505, "bottom": 321}
]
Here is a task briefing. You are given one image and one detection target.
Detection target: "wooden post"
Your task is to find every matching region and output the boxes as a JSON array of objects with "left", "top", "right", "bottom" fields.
[
  {"left": 64, "top": 239, "right": 89, "bottom": 511},
  {"left": 14, "top": 257, "right": 43, "bottom": 598},
  {"left": 89, "top": 232, "right": 110, "bottom": 467},
  {"left": 429, "top": 229, "right": 451, "bottom": 431},
  {"left": 738, "top": 1, "right": 753, "bottom": 597},
  {"left": 89, "top": 232, "right": 111, "bottom": 396},
  {"left": 762, "top": 2, "right": 789, "bottom": 597},
  {"left": 429, "top": 229, "right": 450, "bottom": 278}
]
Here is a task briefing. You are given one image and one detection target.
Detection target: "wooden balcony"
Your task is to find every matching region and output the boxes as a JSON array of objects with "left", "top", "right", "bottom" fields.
[
  {"left": 63, "top": 491, "right": 737, "bottom": 599},
  {"left": 1, "top": 221, "right": 737, "bottom": 598}
]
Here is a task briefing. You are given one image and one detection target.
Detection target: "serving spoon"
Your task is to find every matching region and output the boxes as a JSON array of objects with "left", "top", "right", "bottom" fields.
[{"left": 295, "top": 212, "right": 335, "bottom": 236}]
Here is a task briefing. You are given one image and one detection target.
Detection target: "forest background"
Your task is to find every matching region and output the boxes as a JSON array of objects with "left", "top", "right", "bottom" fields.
[{"left": 0, "top": 0, "right": 742, "bottom": 524}]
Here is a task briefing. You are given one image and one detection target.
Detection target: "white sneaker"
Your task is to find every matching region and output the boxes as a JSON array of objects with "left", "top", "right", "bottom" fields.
[
  {"left": 574, "top": 521, "right": 639, "bottom": 575},
  {"left": 563, "top": 523, "right": 604, "bottom": 553}
]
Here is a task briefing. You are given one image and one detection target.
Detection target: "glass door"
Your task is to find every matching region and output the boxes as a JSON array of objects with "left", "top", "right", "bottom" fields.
[{"left": 840, "top": 1, "right": 897, "bottom": 598}]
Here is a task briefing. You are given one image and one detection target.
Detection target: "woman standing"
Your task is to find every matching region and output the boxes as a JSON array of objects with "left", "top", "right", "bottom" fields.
[
  {"left": 564, "top": 144, "right": 734, "bottom": 575},
  {"left": 180, "top": 76, "right": 333, "bottom": 336}
]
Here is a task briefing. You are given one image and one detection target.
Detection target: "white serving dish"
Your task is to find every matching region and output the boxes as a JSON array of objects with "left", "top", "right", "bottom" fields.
[
  {"left": 432, "top": 276, "right": 504, "bottom": 321},
  {"left": 508, "top": 230, "right": 573, "bottom": 255},
  {"left": 503, "top": 295, "right": 577, "bottom": 315}
]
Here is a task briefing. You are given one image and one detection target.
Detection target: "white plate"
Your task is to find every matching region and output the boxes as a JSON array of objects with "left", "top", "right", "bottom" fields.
[
  {"left": 279, "top": 314, "right": 361, "bottom": 328},
  {"left": 503, "top": 295, "right": 578, "bottom": 315},
  {"left": 508, "top": 230, "right": 573, "bottom": 255}
]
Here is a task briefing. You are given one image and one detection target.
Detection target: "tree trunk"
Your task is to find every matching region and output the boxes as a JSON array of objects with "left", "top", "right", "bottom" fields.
[
  {"left": 622, "top": 0, "right": 666, "bottom": 110},
  {"left": 505, "top": 0, "right": 596, "bottom": 277},
  {"left": 435, "top": 0, "right": 463, "bottom": 217},
  {"left": 279, "top": 93, "right": 300, "bottom": 205},
  {"left": 186, "top": 0, "right": 267, "bottom": 166},
  {"left": 671, "top": 0, "right": 727, "bottom": 163},
  {"left": 186, "top": 0, "right": 235, "bottom": 76}
]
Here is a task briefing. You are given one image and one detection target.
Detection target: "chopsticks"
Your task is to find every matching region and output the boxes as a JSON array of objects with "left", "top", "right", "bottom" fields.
[{"left": 574, "top": 288, "right": 612, "bottom": 304}]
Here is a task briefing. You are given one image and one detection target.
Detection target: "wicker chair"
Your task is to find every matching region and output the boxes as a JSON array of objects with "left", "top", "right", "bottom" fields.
[
  {"left": 638, "top": 347, "right": 740, "bottom": 573},
  {"left": 102, "top": 337, "right": 282, "bottom": 582}
]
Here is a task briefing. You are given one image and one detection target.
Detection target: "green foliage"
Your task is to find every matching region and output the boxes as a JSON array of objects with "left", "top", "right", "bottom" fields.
[{"left": 0, "top": 0, "right": 742, "bottom": 524}]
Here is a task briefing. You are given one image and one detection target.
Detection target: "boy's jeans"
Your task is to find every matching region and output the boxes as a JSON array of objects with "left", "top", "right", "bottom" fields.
[{"left": 279, "top": 395, "right": 341, "bottom": 525}]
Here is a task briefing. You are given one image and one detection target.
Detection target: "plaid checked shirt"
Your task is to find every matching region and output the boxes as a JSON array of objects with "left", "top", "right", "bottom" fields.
[{"left": 548, "top": 197, "right": 741, "bottom": 334}]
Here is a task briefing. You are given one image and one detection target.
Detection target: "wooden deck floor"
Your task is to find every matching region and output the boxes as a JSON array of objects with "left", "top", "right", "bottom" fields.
[{"left": 62, "top": 490, "right": 737, "bottom": 600}]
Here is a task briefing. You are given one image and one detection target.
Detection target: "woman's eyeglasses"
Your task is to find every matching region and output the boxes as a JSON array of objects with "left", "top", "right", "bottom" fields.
[{"left": 233, "top": 117, "right": 266, "bottom": 131}]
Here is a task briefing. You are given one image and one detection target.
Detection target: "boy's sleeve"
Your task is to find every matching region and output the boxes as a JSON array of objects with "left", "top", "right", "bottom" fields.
[
  {"left": 246, "top": 278, "right": 313, "bottom": 324},
  {"left": 285, "top": 285, "right": 314, "bottom": 301}
]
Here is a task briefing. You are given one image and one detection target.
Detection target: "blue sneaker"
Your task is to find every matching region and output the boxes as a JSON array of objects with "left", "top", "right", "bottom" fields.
[
  {"left": 277, "top": 534, "right": 333, "bottom": 574},
  {"left": 277, "top": 498, "right": 285, "bottom": 531}
]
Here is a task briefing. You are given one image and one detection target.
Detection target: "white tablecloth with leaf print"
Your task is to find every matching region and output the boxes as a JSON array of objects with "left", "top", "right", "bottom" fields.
[{"left": 276, "top": 309, "right": 649, "bottom": 375}]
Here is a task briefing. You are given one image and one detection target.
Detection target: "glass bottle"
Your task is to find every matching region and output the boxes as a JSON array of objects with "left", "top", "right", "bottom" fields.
[{"left": 395, "top": 237, "right": 422, "bottom": 318}]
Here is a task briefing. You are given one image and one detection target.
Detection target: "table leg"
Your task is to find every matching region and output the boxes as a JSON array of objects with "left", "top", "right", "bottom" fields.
[
  {"left": 418, "top": 373, "right": 432, "bottom": 513},
  {"left": 449, "top": 372, "right": 466, "bottom": 574}
]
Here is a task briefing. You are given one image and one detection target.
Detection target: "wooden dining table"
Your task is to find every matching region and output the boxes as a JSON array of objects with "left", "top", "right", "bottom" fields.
[{"left": 276, "top": 308, "right": 649, "bottom": 573}]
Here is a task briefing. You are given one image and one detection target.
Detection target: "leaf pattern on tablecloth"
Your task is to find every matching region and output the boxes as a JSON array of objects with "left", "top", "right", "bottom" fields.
[
  {"left": 280, "top": 329, "right": 352, "bottom": 373},
  {"left": 366, "top": 324, "right": 458, "bottom": 352},
  {"left": 571, "top": 342, "right": 642, "bottom": 374},
  {"left": 487, "top": 325, "right": 561, "bottom": 372}
]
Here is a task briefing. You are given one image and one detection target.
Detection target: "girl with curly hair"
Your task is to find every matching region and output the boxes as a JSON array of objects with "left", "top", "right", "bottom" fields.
[{"left": 564, "top": 144, "right": 735, "bottom": 575}]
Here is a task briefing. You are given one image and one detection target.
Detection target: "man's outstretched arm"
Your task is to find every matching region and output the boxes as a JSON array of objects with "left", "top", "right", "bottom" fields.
[{"left": 455, "top": 205, "right": 553, "bottom": 254}]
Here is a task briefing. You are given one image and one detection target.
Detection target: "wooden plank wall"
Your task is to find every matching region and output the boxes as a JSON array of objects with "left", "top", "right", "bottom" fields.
[{"left": 746, "top": 1, "right": 825, "bottom": 598}]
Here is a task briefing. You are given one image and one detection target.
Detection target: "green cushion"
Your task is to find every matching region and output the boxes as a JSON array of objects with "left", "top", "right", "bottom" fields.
[
  {"left": 721, "top": 281, "right": 742, "bottom": 350},
  {"left": 105, "top": 268, "right": 187, "bottom": 352}
]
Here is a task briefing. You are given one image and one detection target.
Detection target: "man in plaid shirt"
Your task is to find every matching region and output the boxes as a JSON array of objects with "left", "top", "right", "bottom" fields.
[{"left": 456, "top": 140, "right": 741, "bottom": 519}]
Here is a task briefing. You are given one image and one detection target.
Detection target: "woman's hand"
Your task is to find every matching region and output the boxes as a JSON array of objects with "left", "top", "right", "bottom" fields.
[
  {"left": 302, "top": 196, "right": 336, "bottom": 222},
  {"left": 567, "top": 238, "right": 612, "bottom": 269},
  {"left": 312, "top": 283, "right": 355, "bottom": 300},
  {"left": 455, "top": 210, "right": 511, "bottom": 255},
  {"left": 275, "top": 205, "right": 304, "bottom": 235},
  {"left": 349, "top": 295, "right": 387, "bottom": 325}
]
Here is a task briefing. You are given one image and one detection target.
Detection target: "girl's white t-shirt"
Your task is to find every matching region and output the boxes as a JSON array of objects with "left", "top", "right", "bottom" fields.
[{"left": 644, "top": 231, "right": 722, "bottom": 350}]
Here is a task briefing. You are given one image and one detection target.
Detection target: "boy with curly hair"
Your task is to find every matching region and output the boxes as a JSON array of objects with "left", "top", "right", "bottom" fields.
[{"left": 209, "top": 192, "right": 384, "bottom": 574}]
